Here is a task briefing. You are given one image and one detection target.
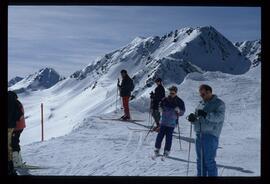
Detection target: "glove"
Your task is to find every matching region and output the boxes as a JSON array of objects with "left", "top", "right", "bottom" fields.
[
  {"left": 187, "top": 113, "right": 197, "bottom": 123},
  {"left": 175, "top": 107, "right": 180, "bottom": 114},
  {"left": 159, "top": 107, "right": 163, "bottom": 113},
  {"left": 150, "top": 91, "right": 154, "bottom": 99},
  {"left": 197, "top": 110, "right": 207, "bottom": 118}
]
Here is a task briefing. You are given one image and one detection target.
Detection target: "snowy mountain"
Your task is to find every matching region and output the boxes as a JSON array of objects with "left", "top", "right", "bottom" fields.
[
  {"left": 13, "top": 26, "right": 260, "bottom": 176},
  {"left": 8, "top": 76, "right": 23, "bottom": 87},
  {"left": 234, "top": 40, "right": 261, "bottom": 68},
  {"left": 9, "top": 68, "right": 63, "bottom": 93},
  {"left": 67, "top": 26, "right": 250, "bottom": 98}
]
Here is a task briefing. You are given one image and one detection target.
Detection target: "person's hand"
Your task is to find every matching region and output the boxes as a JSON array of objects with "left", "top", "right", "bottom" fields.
[
  {"left": 187, "top": 113, "right": 197, "bottom": 123},
  {"left": 197, "top": 109, "right": 207, "bottom": 118},
  {"left": 150, "top": 91, "right": 154, "bottom": 99},
  {"left": 175, "top": 107, "right": 180, "bottom": 114}
]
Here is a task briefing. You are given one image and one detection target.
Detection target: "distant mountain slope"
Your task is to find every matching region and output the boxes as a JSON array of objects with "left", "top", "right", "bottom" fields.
[
  {"left": 64, "top": 26, "right": 251, "bottom": 98},
  {"left": 234, "top": 40, "right": 261, "bottom": 68},
  {"left": 8, "top": 76, "right": 23, "bottom": 87},
  {"left": 9, "top": 68, "right": 63, "bottom": 93}
]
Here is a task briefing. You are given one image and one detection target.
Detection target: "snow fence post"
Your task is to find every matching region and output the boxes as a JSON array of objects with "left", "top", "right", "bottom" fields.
[{"left": 41, "top": 103, "right": 44, "bottom": 142}]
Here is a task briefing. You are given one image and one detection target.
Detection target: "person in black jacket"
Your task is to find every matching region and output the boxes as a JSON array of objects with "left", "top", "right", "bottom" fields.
[
  {"left": 150, "top": 78, "right": 165, "bottom": 132},
  {"left": 8, "top": 91, "right": 23, "bottom": 175},
  {"left": 117, "top": 70, "right": 134, "bottom": 120}
]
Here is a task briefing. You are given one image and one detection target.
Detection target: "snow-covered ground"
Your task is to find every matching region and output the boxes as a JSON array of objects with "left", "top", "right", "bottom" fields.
[{"left": 18, "top": 66, "right": 260, "bottom": 176}]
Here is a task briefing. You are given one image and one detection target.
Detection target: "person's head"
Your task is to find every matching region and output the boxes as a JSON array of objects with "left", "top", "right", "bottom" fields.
[
  {"left": 199, "top": 84, "right": 213, "bottom": 101},
  {"left": 154, "top": 78, "right": 162, "bottom": 85},
  {"left": 168, "top": 86, "right": 178, "bottom": 98},
  {"left": 120, "top": 69, "right": 128, "bottom": 78}
]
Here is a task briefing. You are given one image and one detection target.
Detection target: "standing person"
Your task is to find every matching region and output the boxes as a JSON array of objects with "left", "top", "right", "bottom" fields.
[
  {"left": 153, "top": 86, "right": 185, "bottom": 159},
  {"left": 12, "top": 97, "right": 26, "bottom": 168},
  {"left": 8, "top": 91, "right": 23, "bottom": 175},
  {"left": 187, "top": 84, "right": 225, "bottom": 177},
  {"left": 117, "top": 69, "right": 134, "bottom": 120},
  {"left": 150, "top": 78, "right": 165, "bottom": 132}
]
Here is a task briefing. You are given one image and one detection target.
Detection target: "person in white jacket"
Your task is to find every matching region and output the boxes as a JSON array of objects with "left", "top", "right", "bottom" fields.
[{"left": 187, "top": 84, "right": 225, "bottom": 177}]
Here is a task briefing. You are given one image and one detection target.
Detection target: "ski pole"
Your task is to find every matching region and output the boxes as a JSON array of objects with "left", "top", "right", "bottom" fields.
[
  {"left": 144, "top": 121, "right": 155, "bottom": 141},
  {"left": 144, "top": 111, "right": 155, "bottom": 142},
  {"left": 186, "top": 123, "right": 192, "bottom": 176},
  {"left": 200, "top": 121, "right": 204, "bottom": 176},
  {"left": 115, "top": 79, "right": 119, "bottom": 113},
  {"left": 148, "top": 105, "right": 151, "bottom": 127},
  {"left": 177, "top": 120, "right": 182, "bottom": 150}
]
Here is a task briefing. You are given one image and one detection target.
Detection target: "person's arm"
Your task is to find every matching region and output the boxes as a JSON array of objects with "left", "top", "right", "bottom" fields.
[
  {"left": 117, "top": 78, "right": 121, "bottom": 88},
  {"left": 159, "top": 98, "right": 166, "bottom": 112},
  {"left": 175, "top": 99, "right": 185, "bottom": 116},
  {"left": 205, "top": 102, "right": 225, "bottom": 124}
]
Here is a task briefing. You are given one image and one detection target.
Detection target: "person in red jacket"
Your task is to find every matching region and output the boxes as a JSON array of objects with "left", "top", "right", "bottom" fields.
[{"left": 12, "top": 97, "right": 26, "bottom": 168}]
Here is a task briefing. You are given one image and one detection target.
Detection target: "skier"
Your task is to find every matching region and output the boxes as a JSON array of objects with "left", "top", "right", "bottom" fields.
[
  {"left": 149, "top": 78, "right": 165, "bottom": 132},
  {"left": 12, "top": 95, "right": 26, "bottom": 168},
  {"left": 187, "top": 84, "right": 225, "bottom": 176},
  {"left": 8, "top": 91, "right": 23, "bottom": 175},
  {"left": 153, "top": 86, "right": 185, "bottom": 160},
  {"left": 117, "top": 69, "right": 134, "bottom": 120}
]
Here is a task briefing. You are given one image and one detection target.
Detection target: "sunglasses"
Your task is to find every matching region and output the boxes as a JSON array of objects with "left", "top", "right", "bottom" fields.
[{"left": 169, "top": 92, "right": 176, "bottom": 95}]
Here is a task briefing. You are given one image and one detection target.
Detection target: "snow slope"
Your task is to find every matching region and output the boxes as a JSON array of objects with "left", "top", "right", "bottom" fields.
[
  {"left": 234, "top": 40, "right": 261, "bottom": 68},
  {"left": 9, "top": 68, "right": 63, "bottom": 93}
]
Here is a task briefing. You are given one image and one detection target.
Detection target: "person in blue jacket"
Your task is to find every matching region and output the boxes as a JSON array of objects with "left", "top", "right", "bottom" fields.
[
  {"left": 187, "top": 84, "right": 225, "bottom": 176},
  {"left": 153, "top": 86, "right": 185, "bottom": 158}
]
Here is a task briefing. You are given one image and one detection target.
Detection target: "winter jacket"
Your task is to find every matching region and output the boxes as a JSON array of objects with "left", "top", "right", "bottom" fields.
[
  {"left": 8, "top": 92, "right": 22, "bottom": 128},
  {"left": 160, "top": 96, "right": 185, "bottom": 128},
  {"left": 118, "top": 75, "right": 134, "bottom": 97},
  {"left": 193, "top": 95, "right": 225, "bottom": 138},
  {"left": 15, "top": 100, "right": 26, "bottom": 131},
  {"left": 151, "top": 85, "right": 165, "bottom": 110}
]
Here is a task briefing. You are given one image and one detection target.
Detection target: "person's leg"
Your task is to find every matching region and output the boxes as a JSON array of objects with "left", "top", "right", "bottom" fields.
[
  {"left": 152, "top": 110, "right": 160, "bottom": 126},
  {"left": 202, "top": 134, "right": 219, "bottom": 176},
  {"left": 8, "top": 128, "right": 17, "bottom": 175},
  {"left": 12, "top": 130, "right": 24, "bottom": 167},
  {"left": 8, "top": 128, "right": 14, "bottom": 161},
  {"left": 155, "top": 126, "right": 166, "bottom": 150},
  {"left": 195, "top": 134, "right": 207, "bottom": 176},
  {"left": 123, "top": 96, "right": 130, "bottom": 118},
  {"left": 12, "top": 130, "right": 23, "bottom": 152},
  {"left": 164, "top": 126, "right": 174, "bottom": 153}
]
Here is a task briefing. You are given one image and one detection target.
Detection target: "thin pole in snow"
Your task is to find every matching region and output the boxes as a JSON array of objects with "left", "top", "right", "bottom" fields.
[
  {"left": 186, "top": 123, "right": 193, "bottom": 176},
  {"left": 41, "top": 103, "right": 44, "bottom": 142}
]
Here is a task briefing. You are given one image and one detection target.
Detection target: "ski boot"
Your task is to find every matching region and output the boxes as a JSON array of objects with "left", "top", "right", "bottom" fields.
[
  {"left": 151, "top": 148, "right": 160, "bottom": 160},
  {"left": 8, "top": 161, "right": 18, "bottom": 176},
  {"left": 121, "top": 115, "right": 131, "bottom": 121},
  {"left": 161, "top": 150, "right": 170, "bottom": 161}
]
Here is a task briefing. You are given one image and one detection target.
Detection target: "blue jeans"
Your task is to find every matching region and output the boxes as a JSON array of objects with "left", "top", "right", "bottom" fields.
[
  {"left": 155, "top": 126, "right": 175, "bottom": 152},
  {"left": 195, "top": 133, "right": 219, "bottom": 176}
]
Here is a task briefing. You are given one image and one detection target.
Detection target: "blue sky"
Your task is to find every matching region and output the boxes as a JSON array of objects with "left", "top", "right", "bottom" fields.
[{"left": 8, "top": 6, "right": 261, "bottom": 79}]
